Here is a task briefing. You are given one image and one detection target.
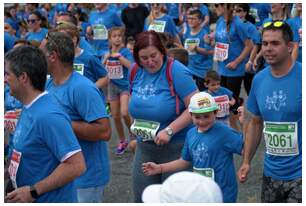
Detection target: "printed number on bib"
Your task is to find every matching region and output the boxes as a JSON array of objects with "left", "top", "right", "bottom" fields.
[
  {"left": 214, "top": 95, "right": 229, "bottom": 118},
  {"left": 106, "top": 60, "right": 124, "bottom": 79},
  {"left": 193, "top": 167, "right": 215, "bottom": 180},
  {"left": 93, "top": 24, "right": 108, "bottom": 40},
  {"left": 130, "top": 119, "right": 160, "bottom": 142},
  {"left": 214, "top": 42, "right": 229, "bottom": 62},
  {"left": 73, "top": 63, "right": 84, "bottom": 75},
  {"left": 8, "top": 149, "right": 22, "bottom": 189},
  {"left": 4, "top": 111, "right": 18, "bottom": 134},
  {"left": 184, "top": 38, "right": 200, "bottom": 55},
  {"left": 148, "top": 20, "right": 166, "bottom": 33},
  {"left": 263, "top": 121, "right": 298, "bottom": 156}
]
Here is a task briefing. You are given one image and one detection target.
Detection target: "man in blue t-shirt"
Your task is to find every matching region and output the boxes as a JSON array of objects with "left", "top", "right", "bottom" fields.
[
  {"left": 237, "top": 21, "right": 301, "bottom": 203},
  {"left": 4, "top": 45, "right": 85, "bottom": 203},
  {"left": 40, "top": 31, "right": 111, "bottom": 203}
]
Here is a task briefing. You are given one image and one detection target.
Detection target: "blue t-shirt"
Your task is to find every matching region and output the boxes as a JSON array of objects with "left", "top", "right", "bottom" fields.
[
  {"left": 287, "top": 16, "right": 302, "bottom": 62},
  {"left": 129, "top": 58, "right": 198, "bottom": 142},
  {"left": 74, "top": 49, "right": 107, "bottom": 83},
  {"left": 45, "top": 72, "right": 110, "bottom": 188},
  {"left": 25, "top": 28, "right": 48, "bottom": 43},
  {"left": 206, "top": 86, "right": 233, "bottom": 119},
  {"left": 183, "top": 27, "right": 213, "bottom": 78},
  {"left": 182, "top": 123, "right": 243, "bottom": 203},
  {"left": 249, "top": 3, "right": 271, "bottom": 28},
  {"left": 144, "top": 14, "right": 178, "bottom": 38},
  {"left": 106, "top": 47, "right": 134, "bottom": 91},
  {"left": 247, "top": 62, "right": 302, "bottom": 180},
  {"left": 4, "top": 32, "right": 16, "bottom": 53},
  {"left": 12, "top": 93, "right": 81, "bottom": 202},
  {"left": 215, "top": 16, "right": 250, "bottom": 77},
  {"left": 166, "top": 3, "right": 179, "bottom": 19},
  {"left": 88, "top": 8, "right": 123, "bottom": 57},
  {"left": 79, "top": 37, "right": 96, "bottom": 55}
]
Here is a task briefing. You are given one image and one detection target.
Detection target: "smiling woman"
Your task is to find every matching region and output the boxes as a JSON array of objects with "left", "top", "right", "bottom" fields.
[{"left": 129, "top": 30, "right": 198, "bottom": 202}]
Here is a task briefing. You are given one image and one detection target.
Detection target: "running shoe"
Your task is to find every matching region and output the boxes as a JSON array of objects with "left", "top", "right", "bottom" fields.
[{"left": 115, "top": 140, "right": 128, "bottom": 155}]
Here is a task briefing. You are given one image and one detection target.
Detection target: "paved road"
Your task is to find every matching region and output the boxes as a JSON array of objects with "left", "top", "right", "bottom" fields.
[{"left": 103, "top": 119, "right": 265, "bottom": 203}]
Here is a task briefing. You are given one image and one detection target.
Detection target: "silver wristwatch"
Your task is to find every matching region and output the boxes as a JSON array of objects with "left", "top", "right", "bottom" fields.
[{"left": 165, "top": 127, "right": 174, "bottom": 138}]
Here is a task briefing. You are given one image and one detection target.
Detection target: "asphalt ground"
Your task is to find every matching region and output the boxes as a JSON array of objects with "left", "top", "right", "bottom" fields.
[{"left": 103, "top": 117, "right": 266, "bottom": 203}]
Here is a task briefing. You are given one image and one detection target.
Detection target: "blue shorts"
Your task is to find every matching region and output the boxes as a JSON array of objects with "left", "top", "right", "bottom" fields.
[{"left": 77, "top": 185, "right": 105, "bottom": 203}]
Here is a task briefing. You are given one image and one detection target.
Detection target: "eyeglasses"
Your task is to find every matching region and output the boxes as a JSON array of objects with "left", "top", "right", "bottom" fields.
[
  {"left": 234, "top": 8, "right": 244, "bottom": 13},
  {"left": 263, "top": 21, "right": 284, "bottom": 28},
  {"left": 28, "top": 19, "right": 38, "bottom": 24},
  {"left": 187, "top": 17, "right": 199, "bottom": 21}
]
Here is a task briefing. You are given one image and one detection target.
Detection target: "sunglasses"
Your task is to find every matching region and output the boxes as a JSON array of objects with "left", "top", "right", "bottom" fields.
[
  {"left": 263, "top": 21, "right": 284, "bottom": 28},
  {"left": 215, "top": 4, "right": 224, "bottom": 8},
  {"left": 28, "top": 19, "right": 38, "bottom": 24},
  {"left": 235, "top": 8, "right": 244, "bottom": 13}
]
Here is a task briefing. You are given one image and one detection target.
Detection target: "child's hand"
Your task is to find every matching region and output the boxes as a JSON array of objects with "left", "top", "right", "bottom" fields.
[
  {"left": 237, "top": 106, "right": 244, "bottom": 125},
  {"left": 142, "top": 162, "right": 161, "bottom": 176}
]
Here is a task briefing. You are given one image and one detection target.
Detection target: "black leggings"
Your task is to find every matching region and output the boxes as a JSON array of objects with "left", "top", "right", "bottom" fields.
[
  {"left": 221, "top": 75, "right": 244, "bottom": 111},
  {"left": 244, "top": 72, "right": 255, "bottom": 95}
]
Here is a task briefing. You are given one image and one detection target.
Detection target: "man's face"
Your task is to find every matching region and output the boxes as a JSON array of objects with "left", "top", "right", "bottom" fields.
[{"left": 262, "top": 30, "right": 291, "bottom": 66}]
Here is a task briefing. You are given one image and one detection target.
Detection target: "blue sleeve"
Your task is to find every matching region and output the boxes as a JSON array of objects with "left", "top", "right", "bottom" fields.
[
  {"left": 181, "top": 130, "right": 192, "bottom": 162},
  {"left": 91, "top": 54, "right": 107, "bottom": 79},
  {"left": 201, "top": 5, "right": 210, "bottom": 17},
  {"left": 113, "top": 12, "right": 123, "bottom": 26},
  {"left": 235, "top": 18, "right": 249, "bottom": 42},
  {"left": 40, "top": 113, "right": 81, "bottom": 161},
  {"left": 121, "top": 48, "right": 134, "bottom": 63},
  {"left": 248, "top": 24, "right": 261, "bottom": 44},
  {"left": 223, "top": 127, "right": 243, "bottom": 155},
  {"left": 172, "top": 61, "right": 198, "bottom": 100},
  {"left": 247, "top": 72, "right": 262, "bottom": 116},
  {"left": 74, "top": 82, "right": 108, "bottom": 122},
  {"left": 287, "top": 19, "right": 299, "bottom": 43}
]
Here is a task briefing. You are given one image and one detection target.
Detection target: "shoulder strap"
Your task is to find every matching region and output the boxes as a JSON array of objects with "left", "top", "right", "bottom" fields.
[
  {"left": 129, "top": 63, "right": 139, "bottom": 94},
  {"left": 165, "top": 57, "right": 180, "bottom": 115}
]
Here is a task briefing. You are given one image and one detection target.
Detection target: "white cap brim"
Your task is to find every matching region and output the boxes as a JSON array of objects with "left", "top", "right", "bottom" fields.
[{"left": 142, "top": 184, "right": 162, "bottom": 203}]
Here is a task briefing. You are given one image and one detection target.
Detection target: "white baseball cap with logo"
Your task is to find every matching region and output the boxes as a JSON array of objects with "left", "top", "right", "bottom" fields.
[
  {"left": 188, "top": 92, "right": 219, "bottom": 113},
  {"left": 142, "top": 171, "right": 223, "bottom": 203}
]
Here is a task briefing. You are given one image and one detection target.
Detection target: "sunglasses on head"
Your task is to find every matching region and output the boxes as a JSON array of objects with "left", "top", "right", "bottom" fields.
[{"left": 263, "top": 21, "right": 284, "bottom": 28}]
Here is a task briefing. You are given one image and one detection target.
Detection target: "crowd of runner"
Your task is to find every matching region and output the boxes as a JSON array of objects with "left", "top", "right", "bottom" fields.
[{"left": 4, "top": 3, "right": 302, "bottom": 203}]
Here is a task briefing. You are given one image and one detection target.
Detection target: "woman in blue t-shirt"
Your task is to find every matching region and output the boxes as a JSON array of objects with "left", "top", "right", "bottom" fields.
[
  {"left": 129, "top": 30, "right": 198, "bottom": 202},
  {"left": 213, "top": 3, "right": 253, "bottom": 130}
]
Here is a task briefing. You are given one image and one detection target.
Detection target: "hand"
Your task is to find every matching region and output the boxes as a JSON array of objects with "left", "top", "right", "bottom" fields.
[
  {"left": 245, "top": 62, "right": 252, "bottom": 72},
  {"left": 142, "top": 162, "right": 161, "bottom": 176},
  {"left": 187, "top": 45, "right": 197, "bottom": 53},
  {"left": 237, "top": 106, "right": 244, "bottom": 125},
  {"left": 154, "top": 129, "right": 171, "bottom": 145},
  {"left": 5, "top": 186, "right": 35, "bottom": 203},
  {"left": 226, "top": 60, "right": 238, "bottom": 70},
  {"left": 237, "top": 163, "right": 250, "bottom": 183}
]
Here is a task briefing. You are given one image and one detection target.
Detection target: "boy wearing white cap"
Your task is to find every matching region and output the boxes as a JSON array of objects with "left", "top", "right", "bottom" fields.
[{"left": 142, "top": 92, "right": 243, "bottom": 202}]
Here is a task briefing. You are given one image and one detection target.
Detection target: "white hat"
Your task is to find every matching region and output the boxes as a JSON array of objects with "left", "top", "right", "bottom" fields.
[
  {"left": 188, "top": 92, "right": 219, "bottom": 113},
  {"left": 142, "top": 171, "right": 223, "bottom": 203}
]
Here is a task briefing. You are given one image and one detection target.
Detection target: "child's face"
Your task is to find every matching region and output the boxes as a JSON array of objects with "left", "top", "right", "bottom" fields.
[
  {"left": 187, "top": 14, "right": 201, "bottom": 29},
  {"left": 110, "top": 30, "right": 123, "bottom": 46},
  {"left": 207, "top": 80, "right": 220, "bottom": 93},
  {"left": 191, "top": 111, "right": 216, "bottom": 132}
]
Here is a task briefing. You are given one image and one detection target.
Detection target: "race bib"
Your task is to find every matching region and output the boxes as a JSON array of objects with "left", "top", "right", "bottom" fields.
[
  {"left": 193, "top": 167, "right": 215, "bottom": 180},
  {"left": 214, "top": 42, "right": 229, "bottom": 62},
  {"left": 148, "top": 20, "right": 166, "bottom": 33},
  {"left": 214, "top": 95, "right": 229, "bottom": 118},
  {"left": 263, "top": 121, "right": 299, "bottom": 156},
  {"left": 73, "top": 63, "right": 84, "bottom": 75},
  {"left": 93, "top": 24, "right": 108, "bottom": 40},
  {"left": 184, "top": 38, "right": 200, "bottom": 55},
  {"left": 8, "top": 149, "right": 22, "bottom": 189},
  {"left": 106, "top": 60, "right": 124, "bottom": 79},
  {"left": 4, "top": 110, "right": 18, "bottom": 134},
  {"left": 130, "top": 119, "right": 160, "bottom": 142}
]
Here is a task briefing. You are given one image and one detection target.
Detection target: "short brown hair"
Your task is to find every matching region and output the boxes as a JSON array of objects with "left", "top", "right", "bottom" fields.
[
  {"left": 205, "top": 70, "right": 220, "bottom": 84},
  {"left": 133, "top": 30, "right": 166, "bottom": 66}
]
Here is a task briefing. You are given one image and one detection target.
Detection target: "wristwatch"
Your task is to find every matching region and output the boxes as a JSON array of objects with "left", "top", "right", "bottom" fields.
[
  {"left": 165, "top": 127, "right": 174, "bottom": 138},
  {"left": 30, "top": 185, "right": 39, "bottom": 199}
]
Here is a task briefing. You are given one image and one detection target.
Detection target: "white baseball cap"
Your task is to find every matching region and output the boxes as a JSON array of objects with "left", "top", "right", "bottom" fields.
[
  {"left": 142, "top": 171, "right": 223, "bottom": 203},
  {"left": 188, "top": 92, "right": 219, "bottom": 113}
]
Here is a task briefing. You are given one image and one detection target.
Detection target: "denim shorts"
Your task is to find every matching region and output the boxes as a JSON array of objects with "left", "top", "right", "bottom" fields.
[
  {"left": 108, "top": 81, "right": 129, "bottom": 101},
  {"left": 77, "top": 185, "right": 105, "bottom": 203}
]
